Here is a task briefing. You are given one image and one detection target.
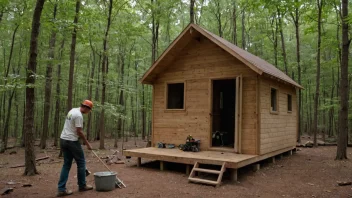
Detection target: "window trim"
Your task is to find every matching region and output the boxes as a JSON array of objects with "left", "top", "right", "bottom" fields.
[
  {"left": 287, "top": 93, "right": 293, "bottom": 113},
  {"left": 270, "top": 86, "right": 279, "bottom": 115},
  {"left": 165, "top": 81, "right": 186, "bottom": 111}
]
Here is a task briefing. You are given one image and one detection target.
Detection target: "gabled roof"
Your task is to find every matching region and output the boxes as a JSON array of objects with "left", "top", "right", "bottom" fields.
[{"left": 141, "top": 23, "right": 303, "bottom": 89}]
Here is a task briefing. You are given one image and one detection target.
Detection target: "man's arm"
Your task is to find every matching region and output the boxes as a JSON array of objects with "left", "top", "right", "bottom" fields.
[{"left": 76, "top": 127, "right": 92, "bottom": 150}]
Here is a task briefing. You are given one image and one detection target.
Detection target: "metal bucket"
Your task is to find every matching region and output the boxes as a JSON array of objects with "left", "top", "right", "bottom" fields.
[{"left": 94, "top": 171, "right": 117, "bottom": 191}]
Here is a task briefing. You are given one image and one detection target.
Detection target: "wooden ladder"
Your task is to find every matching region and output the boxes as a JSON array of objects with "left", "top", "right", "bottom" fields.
[{"left": 188, "top": 162, "right": 226, "bottom": 187}]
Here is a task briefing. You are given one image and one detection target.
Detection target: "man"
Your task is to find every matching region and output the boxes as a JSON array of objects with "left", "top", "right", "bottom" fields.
[{"left": 57, "top": 100, "right": 94, "bottom": 197}]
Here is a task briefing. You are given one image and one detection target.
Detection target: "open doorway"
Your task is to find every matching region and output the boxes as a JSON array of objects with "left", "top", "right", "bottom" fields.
[{"left": 211, "top": 79, "right": 236, "bottom": 148}]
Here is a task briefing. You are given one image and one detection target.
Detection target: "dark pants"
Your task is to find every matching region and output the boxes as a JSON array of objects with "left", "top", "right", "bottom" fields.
[{"left": 58, "top": 139, "right": 86, "bottom": 192}]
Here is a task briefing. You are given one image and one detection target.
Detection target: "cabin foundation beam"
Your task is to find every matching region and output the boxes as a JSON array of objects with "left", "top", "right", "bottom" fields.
[
  {"left": 270, "top": 157, "right": 276, "bottom": 164},
  {"left": 252, "top": 164, "right": 260, "bottom": 172},
  {"left": 160, "top": 161, "right": 165, "bottom": 171},
  {"left": 186, "top": 164, "right": 191, "bottom": 175},
  {"left": 230, "top": 168, "right": 238, "bottom": 182},
  {"left": 137, "top": 157, "right": 141, "bottom": 167}
]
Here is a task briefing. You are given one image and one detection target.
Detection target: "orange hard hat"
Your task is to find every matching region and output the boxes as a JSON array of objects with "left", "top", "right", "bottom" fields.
[{"left": 81, "top": 100, "right": 93, "bottom": 109}]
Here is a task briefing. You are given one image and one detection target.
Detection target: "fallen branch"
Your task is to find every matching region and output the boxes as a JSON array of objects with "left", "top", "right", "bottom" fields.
[
  {"left": 10, "top": 156, "right": 49, "bottom": 168},
  {"left": 337, "top": 181, "right": 352, "bottom": 186}
]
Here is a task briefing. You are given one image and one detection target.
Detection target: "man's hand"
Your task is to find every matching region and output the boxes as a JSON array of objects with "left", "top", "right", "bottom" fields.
[{"left": 76, "top": 127, "right": 92, "bottom": 150}]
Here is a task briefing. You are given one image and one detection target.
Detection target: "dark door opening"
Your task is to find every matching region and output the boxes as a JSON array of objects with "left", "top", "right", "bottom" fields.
[{"left": 211, "top": 79, "right": 236, "bottom": 148}]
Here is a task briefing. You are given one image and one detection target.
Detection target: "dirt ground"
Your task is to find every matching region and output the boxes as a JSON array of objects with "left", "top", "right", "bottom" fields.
[{"left": 0, "top": 138, "right": 352, "bottom": 198}]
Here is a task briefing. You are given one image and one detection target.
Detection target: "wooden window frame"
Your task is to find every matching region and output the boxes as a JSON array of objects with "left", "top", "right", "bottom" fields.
[
  {"left": 164, "top": 81, "right": 186, "bottom": 112},
  {"left": 270, "top": 86, "right": 279, "bottom": 115},
  {"left": 287, "top": 94, "right": 292, "bottom": 113}
]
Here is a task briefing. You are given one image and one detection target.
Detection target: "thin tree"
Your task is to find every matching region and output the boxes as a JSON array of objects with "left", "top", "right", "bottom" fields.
[
  {"left": 336, "top": 0, "right": 349, "bottom": 160},
  {"left": 86, "top": 38, "right": 96, "bottom": 141},
  {"left": 145, "top": 0, "right": 159, "bottom": 145},
  {"left": 116, "top": 49, "right": 125, "bottom": 147},
  {"left": 53, "top": 38, "right": 65, "bottom": 147},
  {"left": 0, "top": 23, "right": 19, "bottom": 152},
  {"left": 313, "top": 0, "right": 323, "bottom": 147},
  {"left": 290, "top": 0, "right": 302, "bottom": 142},
  {"left": 277, "top": 6, "right": 288, "bottom": 75},
  {"left": 41, "top": 2, "right": 57, "bottom": 149},
  {"left": 233, "top": 1, "right": 238, "bottom": 45},
  {"left": 67, "top": 0, "right": 80, "bottom": 112},
  {"left": 190, "top": 0, "right": 195, "bottom": 23},
  {"left": 99, "top": 0, "right": 113, "bottom": 149},
  {"left": 24, "top": 0, "right": 46, "bottom": 176},
  {"left": 241, "top": 7, "right": 246, "bottom": 49}
]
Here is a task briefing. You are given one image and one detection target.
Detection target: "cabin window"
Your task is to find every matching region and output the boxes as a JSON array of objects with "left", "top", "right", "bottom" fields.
[
  {"left": 271, "top": 88, "right": 278, "bottom": 112},
  {"left": 287, "top": 94, "right": 292, "bottom": 112},
  {"left": 167, "top": 83, "right": 184, "bottom": 109}
]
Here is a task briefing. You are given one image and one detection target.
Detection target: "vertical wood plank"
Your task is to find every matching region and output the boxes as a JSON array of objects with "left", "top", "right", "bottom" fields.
[
  {"left": 252, "top": 164, "right": 260, "bottom": 172},
  {"left": 160, "top": 161, "right": 165, "bottom": 171},
  {"left": 186, "top": 164, "right": 191, "bottom": 175},
  {"left": 137, "top": 157, "right": 141, "bottom": 167},
  {"left": 256, "top": 76, "right": 261, "bottom": 155},
  {"left": 230, "top": 168, "right": 238, "bottom": 182}
]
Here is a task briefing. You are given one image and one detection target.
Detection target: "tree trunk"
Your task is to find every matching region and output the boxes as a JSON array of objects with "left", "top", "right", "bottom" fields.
[
  {"left": 21, "top": 99, "right": 25, "bottom": 147},
  {"left": 233, "top": 2, "right": 237, "bottom": 45},
  {"left": 145, "top": 0, "right": 159, "bottom": 144},
  {"left": 214, "top": 0, "right": 222, "bottom": 37},
  {"left": 53, "top": 38, "right": 65, "bottom": 147},
  {"left": 1, "top": 89, "right": 16, "bottom": 153},
  {"left": 117, "top": 51, "right": 125, "bottom": 145},
  {"left": 87, "top": 39, "right": 96, "bottom": 141},
  {"left": 5, "top": 25, "right": 19, "bottom": 81},
  {"left": 41, "top": 4, "right": 57, "bottom": 149},
  {"left": 291, "top": 1, "right": 302, "bottom": 142},
  {"left": 336, "top": 0, "right": 349, "bottom": 160},
  {"left": 1, "top": 23, "right": 19, "bottom": 152},
  {"left": 190, "top": 0, "right": 195, "bottom": 23},
  {"left": 313, "top": 0, "right": 323, "bottom": 147},
  {"left": 134, "top": 59, "right": 138, "bottom": 145},
  {"left": 99, "top": 0, "right": 113, "bottom": 150},
  {"left": 277, "top": 7, "right": 288, "bottom": 75},
  {"left": 95, "top": 54, "right": 101, "bottom": 140},
  {"left": 142, "top": 85, "right": 146, "bottom": 140},
  {"left": 241, "top": 8, "right": 246, "bottom": 49},
  {"left": 24, "top": 0, "right": 45, "bottom": 176},
  {"left": 67, "top": 0, "right": 80, "bottom": 112}
]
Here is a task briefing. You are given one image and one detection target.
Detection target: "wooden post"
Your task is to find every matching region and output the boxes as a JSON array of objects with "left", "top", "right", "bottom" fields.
[
  {"left": 252, "top": 164, "right": 260, "bottom": 172},
  {"left": 230, "top": 169, "right": 238, "bottom": 182},
  {"left": 289, "top": 150, "right": 293, "bottom": 155},
  {"left": 137, "top": 157, "right": 141, "bottom": 167},
  {"left": 186, "top": 164, "right": 191, "bottom": 175},
  {"left": 270, "top": 157, "right": 276, "bottom": 164},
  {"left": 160, "top": 161, "right": 165, "bottom": 171}
]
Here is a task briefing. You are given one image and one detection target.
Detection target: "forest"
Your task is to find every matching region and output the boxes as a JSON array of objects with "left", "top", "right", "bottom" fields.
[{"left": 0, "top": 0, "right": 351, "bottom": 174}]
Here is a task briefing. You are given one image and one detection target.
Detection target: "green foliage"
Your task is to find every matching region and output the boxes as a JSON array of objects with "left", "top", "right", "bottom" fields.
[{"left": 0, "top": 0, "right": 351, "bottom": 142}]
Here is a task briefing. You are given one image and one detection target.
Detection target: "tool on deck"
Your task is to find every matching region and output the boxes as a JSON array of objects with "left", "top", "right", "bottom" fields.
[{"left": 91, "top": 150, "right": 126, "bottom": 188}]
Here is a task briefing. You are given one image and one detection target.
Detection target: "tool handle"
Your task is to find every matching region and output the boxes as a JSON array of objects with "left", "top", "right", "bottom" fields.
[{"left": 92, "top": 150, "right": 112, "bottom": 172}]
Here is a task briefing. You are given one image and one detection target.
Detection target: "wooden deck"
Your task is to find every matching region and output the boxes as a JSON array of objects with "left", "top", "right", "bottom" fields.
[{"left": 123, "top": 146, "right": 295, "bottom": 169}]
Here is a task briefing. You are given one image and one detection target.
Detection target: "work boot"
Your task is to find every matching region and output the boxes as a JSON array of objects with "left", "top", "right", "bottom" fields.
[
  {"left": 79, "top": 184, "right": 93, "bottom": 192},
  {"left": 56, "top": 190, "right": 73, "bottom": 197}
]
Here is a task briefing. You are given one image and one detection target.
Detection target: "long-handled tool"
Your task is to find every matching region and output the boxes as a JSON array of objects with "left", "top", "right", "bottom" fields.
[{"left": 91, "top": 150, "right": 126, "bottom": 188}]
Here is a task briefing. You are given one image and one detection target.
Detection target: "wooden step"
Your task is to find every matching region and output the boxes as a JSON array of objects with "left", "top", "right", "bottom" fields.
[
  {"left": 193, "top": 168, "right": 221, "bottom": 174},
  {"left": 188, "top": 162, "right": 227, "bottom": 187},
  {"left": 188, "top": 177, "right": 218, "bottom": 185}
]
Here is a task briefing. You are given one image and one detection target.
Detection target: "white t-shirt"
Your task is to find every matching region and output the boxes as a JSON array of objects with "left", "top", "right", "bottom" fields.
[{"left": 60, "top": 108, "right": 83, "bottom": 141}]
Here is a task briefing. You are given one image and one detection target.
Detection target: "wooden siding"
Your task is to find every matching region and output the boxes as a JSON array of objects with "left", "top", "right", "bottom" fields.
[
  {"left": 152, "top": 36, "right": 258, "bottom": 154},
  {"left": 259, "top": 77, "right": 297, "bottom": 154}
]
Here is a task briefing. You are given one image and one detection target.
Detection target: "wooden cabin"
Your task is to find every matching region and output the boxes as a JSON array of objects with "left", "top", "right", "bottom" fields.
[{"left": 124, "top": 24, "right": 303, "bottom": 186}]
